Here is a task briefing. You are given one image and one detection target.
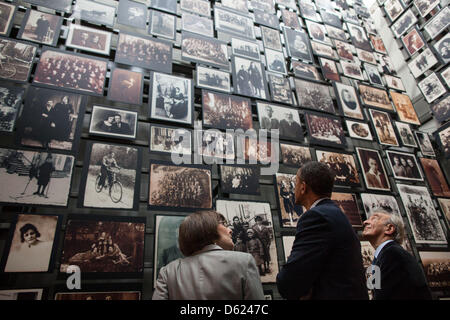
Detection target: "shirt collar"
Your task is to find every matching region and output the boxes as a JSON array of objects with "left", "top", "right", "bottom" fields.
[
  {"left": 310, "top": 198, "right": 329, "bottom": 210},
  {"left": 374, "top": 240, "right": 394, "bottom": 258}
]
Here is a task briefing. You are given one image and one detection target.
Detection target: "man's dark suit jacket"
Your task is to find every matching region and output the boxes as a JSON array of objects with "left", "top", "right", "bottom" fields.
[
  {"left": 276, "top": 199, "right": 368, "bottom": 300},
  {"left": 373, "top": 241, "right": 432, "bottom": 300}
]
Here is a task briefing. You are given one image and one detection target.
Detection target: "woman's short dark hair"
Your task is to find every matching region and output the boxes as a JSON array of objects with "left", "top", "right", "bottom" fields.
[
  {"left": 19, "top": 223, "right": 40, "bottom": 243},
  {"left": 178, "top": 211, "right": 226, "bottom": 256},
  {"left": 298, "top": 161, "right": 335, "bottom": 198}
]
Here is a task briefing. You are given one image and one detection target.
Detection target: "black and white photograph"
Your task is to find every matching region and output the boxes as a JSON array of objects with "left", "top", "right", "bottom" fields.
[
  {"left": 430, "top": 94, "right": 450, "bottom": 123},
  {"left": 196, "top": 130, "right": 235, "bottom": 161},
  {"left": 346, "top": 120, "right": 373, "bottom": 141},
  {"left": 16, "top": 87, "right": 85, "bottom": 151},
  {"left": 291, "top": 61, "right": 323, "bottom": 82},
  {"left": 369, "top": 108, "right": 399, "bottom": 146},
  {"left": 419, "top": 251, "right": 450, "bottom": 290},
  {"left": 377, "top": 53, "right": 396, "bottom": 75},
  {"left": 24, "top": 0, "right": 72, "bottom": 13},
  {"left": 181, "top": 12, "right": 214, "bottom": 38},
  {"left": 257, "top": 102, "right": 303, "bottom": 141},
  {"left": 390, "top": 9, "right": 418, "bottom": 38},
  {"left": 347, "top": 23, "right": 372, "bottom": 52},
  {"left": 335, "top": 40, "right": 355, "bottom": 62},
  {"left": 320, "top": 9, "right": 342, "bottom": 28},
  {"left": 401, "top": 27, "right": 426, "bottom": 56},
  {"left": 435, "top": 123, "right": 450, "bottom": 158},
  {"left": 306, "top": 20, "right": 331, "bottom": 45},
  {"left": 397, "top": 184, "right": 447, "bottom": 245},
  {"left": 386, "top": 150, "right": 423, "bottom": 181},
  {"left": 0, "top": 148, "right": 74, "bottom": 207},
  {"left": 89, "top": 105, "right": 137, "bottom": 140},
  {"left": 231, "top": 38, "right": 260, "bottom": 61},
  {"left": 65, "top": 23, "right": 112, "bottom": 55},
  {"left": 280, "top": 143, "right": 312, "bottom": 168},
  {"left": 316, "top": 0, "right": 336, "bottom": 11},
  {"left": 340, "top": 60, "right": 365, "bottom": 81},
  {"left": 150, "top": 10, "right": 176, "bottom": 41},
  {"left": 334, "top": 82, "right": 364, "bottom": 120},
  {"left": 55, "top": 291, "right": 141, "bottom": 300},
  {"left": 0, "top": 38, "right": 37, "bottom": 83},
  {"left": 216, "top": 199, "right": 278, "bottom": 283},
  {"left": 79, "top": 142, "right": 141, "bottom": 210},
  {"left": 232, "top": 56, "right": 269, "bottom": 100},
  {"left": 2, "top": 214, "right": 60, "bottom": 273},
  {"left": 360, "top": 193, "right": 401, "bottom": 218},
  {"left": 390, "top": 91, "right": 420, "bottom": 125},
  {"left": 331, "top": 192, "right": 363, "bottom": 228},
  {"left": 432, "top": 33, "right": 450, "bottom": 65},
  {"left": 440, "top": 65, "right": 450, "bottom": 88},
  {"left": 0, "top": 289, "right": 43, "bottom": 300},
  {"left": 265, "top": 49, "right": 287, "bottom": 75},
  {"left": 18, "top": 9, "right": 62, "bottom": 46},
  {"left": 220, "top": 165, "right": 260, "bottom": 195},
  {"left": 319, "top": 57, "right": 340, "bottom": 82},
  {"left": 0, "top": 85, "right": 24, "bottom": 133},
  {"left": 180, "top": 0, "right": 211, "bottom": 17},
  {"left": 359, "top": 84, "right": 393, "bottom": 111},
  {"left": 0, "top": 2, "right": 16, "bottom": 36},
  {"left": 383, "top": 0, "right": 405, "bottom": 22},
  {"left": 117, "top": 0, "right": 148, "bottom": 29},
  {"left": 305, "top": 112, "right": 346, "bottom": 148},
  {"left": 326, "top": 25, "right": 347, "bottom": 42},
  {"left": 202, "top": 90, "right": 253, "bottom": 131},
  {"left": 365, "top": 63, "right": 383, "bottom": 86},
  {"left": 357, "top": 49, "right": 377, "bottom": 65},
  {"left": 365, "top": 22, "right": 379, "bottom": 36},
  {"left": 283, "top": 27, "right": 313, "bottom": 62},
  {"left": 251, "top": 0, "right": 275, "bottom": 13},
  {"left": 384, "top": 75, "right": 406, "bottom": 91},
  {"left": 311, "top": 41, "right": 338, "bottom": 60},
  {"left": 116, "top": 32, "right": 172, "bottom": 73},
  {"left": 196, "top": 65, "right": 231, "bottom": 93},
  {"left": 281, "top": 9, "right": 301, "bottom": 31},
  {"left": 268, "top": 74, "right": 294, "bottom": 105},
  {"left": 395, "top": 121, "right": 417, "bottom": 148},
  {"left": 408, "top": 48, "right": 438, "bottom": 79},
  {"left": 71, "top": 0, "right": 116, "bottom": 27},
  {"left": 107, "top": 68, "right": 143, "bottom": 106},
  {"left": 316, "top": 150, "right": 360, "bottom": 186},
  {"left": 415, "top": 131, "right": 436, "bottom": 157},
  {"left": 275, "top": 173, "right": 304, "bottom": 227},
  {"left": 182, "top": 31, "right": 229, "bottom": 70},
  {"left": 150, "top": 124, "right": 192, "bottom": 156},
  {"left": 60, "top": 215, "right": 146, "bottom": 274},
  {"left": 356, "top": 147, "right": 391, "bottom": 191},
  {"left": 148, "top": 162, "right": 212, "bottom": 211},
  {"left": 299, "top": 1, "right": 320, "bottom": 22},
  {"left": 419, "top": 157, "right": 450, "bottom": 197},
  {"left": 150, "top": 0, "right": 177, "bottom": 14},
  {"left": 414, "top": 0, "right": 440, "bottom": 17},
  {"left": 276, "top": 0, "right": 297, "bottom": 9},
  {"left": 369, "top": 34, "right": 387, "bottom": 54},
  {"left": 221, "top": 0, "right": 249, "bottom": 13},
  {"left": 295, "top": 78, "right": 334, "bottom": 113},
  {"left": 149, "top": 72, "right": 194, "bottom": 126},
  {"left": 342, "top": 9, "right": 360, "bottom": 25},
  {"left": 214, "top": 7, "right": 255, "bottom": 40},
  {"left": 438, "top": 198, "right": 450, "bottom": 223},
  {"left": 418, "top": 72, "right": 446, "bottom": 103},
  {"left": 253, "top": 9, "right": 279, "bottom": 29},
  {"left": 261, "top": 26, "right": 282, "bottom": 52}
]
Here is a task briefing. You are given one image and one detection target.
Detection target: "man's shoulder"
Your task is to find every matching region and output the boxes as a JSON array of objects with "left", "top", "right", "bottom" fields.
[{"left": 379, "top": 242, "right": 411, "bottom": 261}]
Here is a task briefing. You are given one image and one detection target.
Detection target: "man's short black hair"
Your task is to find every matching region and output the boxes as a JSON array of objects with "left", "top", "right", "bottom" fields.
[{"left": 298, "top": 161, "right": 335, "bottom": 198}]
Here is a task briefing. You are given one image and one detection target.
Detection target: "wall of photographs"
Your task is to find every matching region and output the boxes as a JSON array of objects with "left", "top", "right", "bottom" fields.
[{"left": 0, "top": 0, "right": 448, "bottom": 300}]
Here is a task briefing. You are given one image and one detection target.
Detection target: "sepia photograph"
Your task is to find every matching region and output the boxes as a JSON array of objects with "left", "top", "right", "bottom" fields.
[
  {"left": 418, "top": 72, "right": 446, "bottom": 103},
  {"left": 311, "top": 41, "right": 338, "bottom": 60},
  {"left": 433, "top": 33, "right": 450, "bottom": 65},
  {"left": 202, "top": 90, "right": 252, "bottom": 130},
  {"left": 414, "top": 0, "right": 440, "bottom": 17},
  {"left": 116, "top": 32, "right": 172, "bottom": 73},
  {"left": 430, "top": 94, "right": 450, "bottom": 123},
  {"left": 419, "top": 251, "right": 450, "bottom": 290},
  {"left": 395, "top": 121, "right": 417, "bottom": 147},
  {"left": 356, "top": 147, "right": 391, "bottom": 191},
  {"left": 384, "top": 75, "right": 406, "bottom": 92},
  {"left": 280, "top": 143, "right": 312, "bottom": 168},
  {"left": 181, "top": 12, "right": 214, "bottom": 38},
  {"left": 16, "top": 86, "right": 85, "bottom": 151},
  {"left": 216, "top": 199, "right": 278, "bottom": 283},
  {"left": 0, "top": 289, "right": 42, "bottom": 300},
  {"left": 319, "top": 57, "right": 340, "bottom": 82},
  {"left": 306, "top": 20, "right": 331, "bottom": 45},
  {"left": 291, "top": 61, "right": 322, "bottom": 82},
  {"left": 149, "top": 72, "right": 193, "bottom": 126},
  {"left": 79, "top": 142, "right": 141, "bottom": 210},
  {"left": 71, "top": 0, "right": 116, "bottom": 27},
  {"left": 377, "top": 53, "right": 396, "bottom": 75},
  {"left": 283, "top": 27, "right": 313, "bottom": 62},
  {"left": 196, "top": 65, "right": 231, "bottom": 93},
  {"left": 253, "top": 9, "right": 279, "bottom": 29},
  {"left": 365, "top": 63, "right": 383, "bottom": 86},
  {"left": 326, "top": 25, "right": 348, "bottom": 42},
  {"left": 0, "top": 85, "right": 24, "bottom": 133},
  {"left": 261, "top": 26, "right": 282, "bottom": 51},
  {"left": 231, "top": 38, "right": 260, "bottom": 61},
  {"left": 361, "top": 193, "right": 401, "bottom": 218},
  {"left": 275, "top": 173, "right": 304, "bottom": 227},
  {"left": 265, "top": 48, "right": 287, "bottom": 75},
  {"left": 196, "top": 129, "right": 235, "bottom": 161},
  {"left": 150, "top": 124, "right": 191, "bottom": 156},
  {"left": 346, "top": 120, "right": 373, "bottom": 141},
  {"left": 214, "top": 7, "right": 255, "bottom": 39},
  {"left": 331, "top": 192, "right": 363, "bottom": 228},
  {"left": 316, "top": 150, "right": 360, "bottom": 186},
  {"left": 148, "top": 162, "right": 212, "bottom": 210},
  {"left": 150, "top": 0, "right": 177, "bottom": 14},
  {"left": 182, "top": 31, "right": 229, "bottom": 70},
  {"left": 369, "top": 108, "right": 399, "bottom": 146},
  {"left": 347, "top": 23, "right": 372, "bottom": 52},
  {"left": 55, "top": 291, "right": 141, "bottom": 300},
  {"left": 18, "top": 9, "right": 62, "bottom": 46},
  {"left": 0, "top": 37, "right": 37, "bottom": 83},
  {"left": 438, "top": 198, "right": 450, "bottom": 223},
  {"left": 0, "top": 2, "right": 16, "bottom": 36},
  {"left": 386, "top": 150, "right": 423, "bottom": 181},
  {"left": 340, "top": 60, "right": 364, "bottom": 81},
  {"left": 65, "top": 23, "right": 111, "bottom": 55},
  {"left": 150, "top": 10, "right": 176, "bottom": 40},
  {"left": 415, "top": 131, "right": 436, "bottom": 157},
  {"left": 335, "top": 39, "right": 355, "bottom": 62},
  {"left": 334, "top": 82, "right": 364, "bottom": 120},
  {"left": 180, "top": 0, "right": 211, "bottom": 17},
  {"left": 383, "top": 0, "right": 405, "bottom": 22},
  {"left": 60, "top": 215, "right": 146, "bottom": 274},
  {"left": 320, "top": 9, "right": 342, "bottom": 28},
  {"left": 0, "top": 148, "right": 74, "bottom": 207},
  {"left": 107, "top": 68, "right": 143, "bottom": 106},
  {"left": 369, "top": 34, "right": 387, "bottom": 54},
  {"left": 401, "top": 27, "right": 426, "bottom": 56},
  {"left": 232, "top": 56, "right": 269, "bottom": 100},
  {"left": 390, "top": 91, "right": 420, "bottom": 125},
  {"left": 390, "top": 9, "right": 418, "bottom": 38},
  {"left": 257, "top": 102, "right": 303, "bottom": 141},
  {"left": 282, "top": 9, "right": 301, "bottom": 31},
  {"left": 299, "top": 1, "right": 320, "bottom": 22},
  {"left": 238, "top": 136, "right": 276, "bottom": 163},
  {"left": 268, "top": 74, "right": 293, "bottom": 105},
  {"left": 305, "top": 112, "right": 346, "bottom": 148},
  {"left": 359, "top": 84, "right": 393, "bottom": 111},
  {"left": 408, "top": 48, "right": 438, "bottom": 79},
  {"left": 419, "top": 157, "right": 450, "bottom": 197},
  {"left": 2, "top": 214, "right": 60, "bottom": 273},
  {"left": 117, "top": 0, "right": 147, "bottom": 29},
  {"left": 89, "top": 105, "right": 137, "bottom": 140},
  {"left": 294, "top": 79, "right": 334, "bottom": 113},
  {"left": 435, "top": 123, "right": 450, "bottom": 158},
  {"left": 220, "top": 165, "right": 260, "bottom": 195},
  {"left": 222, "top": 0, "right": 249, "bottom": 13}
]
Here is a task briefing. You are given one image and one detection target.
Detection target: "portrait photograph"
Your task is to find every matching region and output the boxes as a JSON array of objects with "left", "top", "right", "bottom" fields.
[
  {"left": 222, "top": 0, "right": 249, "bottom": 13},
  {"left": 265, "top": 48, "right": 287, "bottom": 75},
  {"left": 117, "top": 0, "right": 147, "bottom": 29},
  {"left": 306, "top": 20, "right": 332, "bottom": 45},
  {"left": 180, "top": 0, "right": 211, "bottom": 17},
  {"left": 150, "top": 0, "right": 177, "bottom": 14},
  {"left": 391, "top": 9, "right": 418, "bottom": 38},
  {"left": 356, "top": 147, "right": 391, "bottom": 191},
  {"left": 268, "top": 74, "right": 294, "bottom": 105},
  {"left": 335, "top": 40, "right": 355, "bottom": 62},
  {"left": 2, "top": 214, "right": 60, "bottom": 273},
  {"left": 386, "top": 150, "right": 423, "bottom": 181},
  {"left": 216, "top": 199, "right": 278, "bottom": 283},
  {"left": 275, "top": 173, "right": 304, "bottom": 228},
  {"left": 231, "top": 38, "right": 260, "bottom": 61},
  {"left": 60, "top": 215, "right": 146, "bottom": 274},
  {"left": 116, "top": 32, "right": 172, "bottom": 74},
  {"left": 0, "top": 85, "right": 24, "bottom": 133},
  {"left": 72, "top": 0, "right": 116, "bottom": 27},
  {"left": 326, "top": 25, "right": 348, "bottom": 42},
  {"left": 257, "top": 102, "right": 303, "bottom": 141},
  {"left": 294, "top": 79, "right": 334, "bottom": 113},
  {"left": 347, "top": 23, "right": 372, "bottom": 52},
  {"left": 419, "top": 157, "right": 450, "bottom": 197},
  {"left": 33, "top": 48, "right": 107, "bottom": 96},
  {"left": 196, "top": 65, "right": 231, "bottom": 93},
  {"left": 438, "top": 198, "right": 450, "bottom": 223},
  {"left": 150, "top": 10, "right": 176, "bottom": 41},
  {"left": 148, "top": 162, "right": 212, "bottom": 211},
  {"left": 305, "top": 112, "right": 346, "bottom": 148},
  {"left": 418, "top": 72, "right": 446, "bottom": 103},
  {"left": 369, "top": 108, "right": 399, "bottom": 146},
  {"left": 397, "top": 184, "right": 447, "bottom": 245},
  {"left": 150, "top": 124, "right": 192, "bottom": 156},
  {"left": 430, "top": 94, "right": 450, "bottom": 123},
  {"left": 316, "top": 150, "right": 360, "bottom": 187},
  {"left": 320, "top": 9, "right": 342, "bottom": 28},
  {"left": 280, "top": 143, "right": 312, "bottom": 168},
  {"left": 196, "top": 129, "right": 235, "bottom": 161},
  {"left": 346, "top": 120, "right": 373, "bottom": 141},
  {"left": 383, "top": 0, "right": 405, "bottom": 22},
  {"left": 283, "top": 27, "right": 313, "bottom": 62},
  {"left": 182, "top": 31, "right": 229, "bottom": 70},
  {"left": 299, "top": 1, "right": 320, "bottom": 22},
  {"left": 282, "top": 9, "right": 302, "bottom": 31},
  {"left": 232, "top": 56, "right": 269, "bottom": 100},
  {"left": 0, "top": 148, "right": 74, "bottom": 207},
  {"left": 395, "top": 121, "right": 418, "bottom": 148},
  {"left": 291, "top": 61, "right": 322, "bottom": 82},
  {"left": 390, "top": 91, "right": 420, "bottom": 125},
  {"left": 311, "top": 41, "right": 338, "bottom": 60},
  {"left": 359, "top": 84, "right": 393, "bottom": 111},
  {"left": 55, "top": 291, "right": 141, "bottom": 300},
  {"left": 89, "top": 105, "right": 137, "bottom": 140},
  {"left": 202, "top": 90, "right": 252, "bottom": 131},
  {"left": 107, "top": 68, "right": 143, "bottom": 106},
  {"left": 415, "top": 131, "right": 436, "bottom": 157},
  {"left": 0, "top": 289, "right": 43, "bottom": 300},
  {"left": 433, "top": 33, "right": 450, "bottom": 65},
  {"left": 65, "top": 23, "right": 111, "bottom": 55},
  {"left": 79, "top": 142, "right": 141, "bottom": 210},
  {"left": 369, "top": 34, "right": 387, "bottom": 54},
  {"left": 408, "top": 48, "right": 438, "bottom": 79},
  {"left": 365, "top": 63, "right": 384, "bottom": 86},
  {"left": 17, "top": 9, "right": 62, "bottom": 46},
  {"left": 0, "top": 2, "right": 16, "bottom": 36},
  {"left": 261, "top": 26, "right": 282, "bottom": 52},
  {"left": 253, "top": 9, "right": 279, "bottom": 29},
  {"left": 361, "top": 193, "right": 401, "bottom": 219},
  {"left": 15, "top": 86, "right": 85, "bottom": 152},
  {"left": 319, "top": 57, "right": 340, "bottom": 82},
  {"left": 331, "top": 192, "right": 363, "bottom": 228},
  {"left": 340, "top": 60, "right": 364, "bottom": 81},
  {"left": 214, "top": 7, "right": 255, "bottom": 39},
  {"left": 220, "top": 165, "right": 260, "bottom": 195},
  {"left": 0, "top": 37, "right": 37, "bottom": 83},
  {"left": 414, "top": 0, "right": 440, "bottom": 17},
  {"left": 384, "top": 74, "right": 406, "bottom": 92},
  {"left": 182, "top": 12, "right": 214, "bottom": 38},
  {"left": 149, "top": 72, "right": 193, "bottom": 126},
  {"left": 377, "top": 53, "right": 396, "bottom": 75},
  {"left": 334, "top": 82, "right": 364, "bottom": 120},
  {"left": 419, "top": 251, "right": 450, "bottom": 290},
  {"left": 435, "top": 123, "right": 450, "bottom": 158},
  {"left": 401, "top": 27, "right": 426, "bottom": 57}
]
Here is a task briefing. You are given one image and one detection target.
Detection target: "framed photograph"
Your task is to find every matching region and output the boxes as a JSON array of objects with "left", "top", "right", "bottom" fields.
[
  {"left": 397, "top": 184, "right": 447, "bottom": 245},
  {"left": 231, "top": 38, "right": 260, "bottom": 61},
  {"left": 395, "top": 121, "right": 418, "bottom": 147},
  {"left": 342, "top": 10, "right": 360, "bottom": 25},
  {"left": 78, "top": 142, "right": 142, "bottom": 210},
  {"left": 390, "top": 9, "right": 418, "bottom": 38},
  {"left": 415, "top": 131, "right": 436, "bottom": 157},
  {"left": 430, "top": 94, "right": 450, "bottom": 123},
  {"left": 0, "top": 2, "right": 16, "bottom": 36},
  {"left": 24, "top": 0, "right": 72, "bottom": 13},
  {"left": 369, "top": 108, "right": 399, "bottom": 146},
  {"left": 316, "top": 0, "right": 336, "bottom": 11},
  {"left": 0, "top": 84, "right": 24, "bottom": 133},
  {"left": 0, "top": 289, "right": 43, "bottom": 300},
  {"left": 216, "top": 199, "right": 278, "bottom": 283},
  {"left": 181, "top": 12, "right": 213, "bottom": 38},
  {"left": 280, "top": 143, "right": 312, "bottom": 168},
  {"left": 60, "top": 215, "right": 146, "bottom": 275},
  {"left": 377, "top": 53, "right": 396, "bottom": 75},
  {"left": 182, "top": 31, "right": 229, "bottom": 70},
  {"left": 361, "top": 193, "right": 401, "bottom": 218},
  {"left": 335, "top": 40, "right": 355, "bottom": 62},
  {"left": 299, "top": 2, "right": 320, "bottom": 22},
  {"left": 369, "top": 34, "right": 387, "bottom": 54},
  {"left": 357, "top": 49, "right": 377, "bottom": 65},
  {"left": 0, "top": 37, "right": 37, "bottom": 83},
  {"left": 17, "top": 9, "right": 62, "bottom": 46},
  {"left": 316, "top": 150, "right": 360, "bottom": 186},
  {"left": 275, "top": 173, "right": 304, "bottom": 228},
  {"left": 1, "top": 214, "right": 60, "bottom": 273},
  {"left": 89, "top": 105, "right": 137, "bottom": 140},
  {"left": 150, "top": 124, "right": 192, "bottom": 156},
  {"left": 257, "top": 102, "right": 303, "bottom": 141},
  {"left": 33, "top": 48, "right": 107, "bottom": 96},
  {"left": 305, "top": 112, "right": 346, "bottom": 148},
  {"left": 148, "top": 161, "right": 212, "bottom": 211},
  {"left": 345, "top": 120, "right": 373, "bottom": 141},
  {"left": 386, "top": 150, "right": 423, "bottom": 181},
  {"left": 356, "top": 147, "right": 391, "bottom": 191},
  {"left": 253, "top": 9, "right": 279, "bottom": 29},
  {"left": 283, "top": 27, "right": 313, "bottom": 62},
  {"left": 420, "top": 157, "right": 450, "bottom": 197},
  {"left": 418, "top": 72, "right": 446, "bottom": 104},
  {"left": 334, "top": 82, "right": 364, "bottom": 120},
  {"left": 195, "top": 129, "right": 235, "bottom": 161},
  {"left": 359, "top": 84, "right": 393, "bottom": 111},
  {"left": 268, "top": 74, "right": 294, "bottom": 105},
  {"left": 294, "top": 79, "right": 334, "bottom": 113},
  {"left": 237, "top": 136, "right": 276, "bottom": 164},
  {"left": 319, "top": 57, "right": 340, "bottom": 82},
  {"left": 276, "top": 0, "right": 297, "bottom": 9},
  {"left": 291, "top": 61, "right": 323, "bottom": 82},
  {"left": 365, "top": 22, "right": 379, "bottom": 36},
  {"left": 336, "top": 0, "right": 350, "bottom": 10},
  {"left": 306, "top": 20, "right": 331, "bottom": 45},
  {"left": 320, "top": 9, "right": 342, "bottom": 28},
  {"left": 72, "top": 0, "right": 116, "bottom": 27},
  {"left": 222, "top": 0, "right": 249, "bottom": 14},
  {"left": 365, "top": 63, "right": 383, "bottom": 86},
  {"left": 66, "top": 23, "right": 111, "bottom": 55},
  {"left": 261, "top": 26, "right": 282, "bottom": 51},
  {"left": 347, "top": 23, "right": 372, "bottom": 52},
  {"left": 117, "top": 0, "right": 147, "bottom": 29},
  {"left": 340, "top": 60, "right": 364, "bottom": 81},
  {"left": 414, "top": 0, "right": 440, "bottom": 17},
  {"left": 55, "top": 291, "right": 141, "bottom": 300},
  {"left": 150, "top": 0, "right": 177, "bottom": 14},
  {"left": 432, "top": 33, "right": 450, "bottom": 65},
  {"left": 150, "top": 10, "right": 176, "bottom": 40},
  {"left": 202, "top": 90, "right": 252, "bottom": 130},
  {"left": 440, "top": 65, "right": 450, "bottom": 88},
  {"left": 311, "top": 41, "right": 339, "bottom": 60},
  {"left": 107, "top": 68, "right": 143, "bottom": 106},
  {"left": 196, "top": 65, "right": 231, "bottom": 93},
  {"left": 282, "top": 9, "right": 302, "bottom": 31},
  {"left": 15, "top": 87, "right": 86, "bottom": 152},
  {"left": 214, "top": 7, "right": 255, "bottom": 40},
  {"left": 401, "top": 27, "right": 426, "bottom": 57},
  {"left": 250, "top": 0, "right": 276, "bottom": 14},
  {"left": 331, "top": 192, "right": 363, "bottom": 228},
  {"left": 326, "top": 25, "right": 347, "bottom": 42},
  {"left": 419, "top": 252, "right": 450, "bottom": 290},
  {"left": 265, "top": 49, "right": 287, "bottom": 75},
  {"left": 384, "top": 75, "right": 406, "bottom": 91},
  {"left": 408, "top": 48, "right": 438, "bottom": 78},
  {"left": 390, "top": 91, "right": 420, "bottom": 125},
  {"left": 232, "top": 56, "right": 269, "bottom": 100},
  {"left": 435, "top": 122, "right": 450, "bottom": 158},
  {"left": 180, "top": 0, "right": 211, "bottom": 17},
  {"left": 116, "top": 32, "right": 172, "bottom": 73},
  {"left": 383, "top": 0, "right": 405, "bottom": 22},
  {"left": 438, "top": 198, "right": 450, "bottom": 223},
  {"left": 0, "top": 148, "right": 74, "bottom": 207},
  {"left": 220, "top": 165, "right": 260, "bottom": 195}
]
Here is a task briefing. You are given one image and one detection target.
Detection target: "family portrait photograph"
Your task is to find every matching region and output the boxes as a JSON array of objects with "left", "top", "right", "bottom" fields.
[
  {"left": 386, "top": 150, "right": 423, "bottom": 181},
  {"left": 280, "top": 143, "right": 312, "bottom": 168},
  {"left": 257, "top": 102, "right": 302, "bottom": 141},
  {"left": 220, "top": 165, "right": 260, "bottom": 195},
  {"left": 89, "top": 105, "right": 137, "bottom": 140},
  {"left": 316, "top": 150, "right": 360, "bottom": 187},
  {"left": 66, "top": 23, "right": 111, "bottom": 56},
  {"left": 305, "top": 112, "right": 347, "bottom": 148},
  {"left": 233, "top": 56, "right": 269, "bottom": 100}
]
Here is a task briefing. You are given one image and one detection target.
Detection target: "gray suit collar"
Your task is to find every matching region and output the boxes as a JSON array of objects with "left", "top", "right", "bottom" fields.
[{"left": 192, "top": 244, "right": 223, "bottom": 256}]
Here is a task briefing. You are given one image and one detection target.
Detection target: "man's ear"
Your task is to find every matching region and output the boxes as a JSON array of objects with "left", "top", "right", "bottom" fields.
[{"left": 384, "top": 223, "right": 396, "bottom": 236}]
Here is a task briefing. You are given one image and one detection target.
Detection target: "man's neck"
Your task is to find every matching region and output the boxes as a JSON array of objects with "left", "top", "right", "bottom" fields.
[
  {"left": 370, "top": 236, "right": 393, "bottom": 250},
  {"left": 304, "top": 195, "right": 325, "bottom": 211}
]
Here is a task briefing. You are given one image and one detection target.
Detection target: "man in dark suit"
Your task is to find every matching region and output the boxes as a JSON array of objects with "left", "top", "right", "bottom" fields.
[
  {"left": 362, "top": 210, "right": 432, "bottom": 299},
  {"left": 276, "top": 161, "right": 368, "bottom": 300}
]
